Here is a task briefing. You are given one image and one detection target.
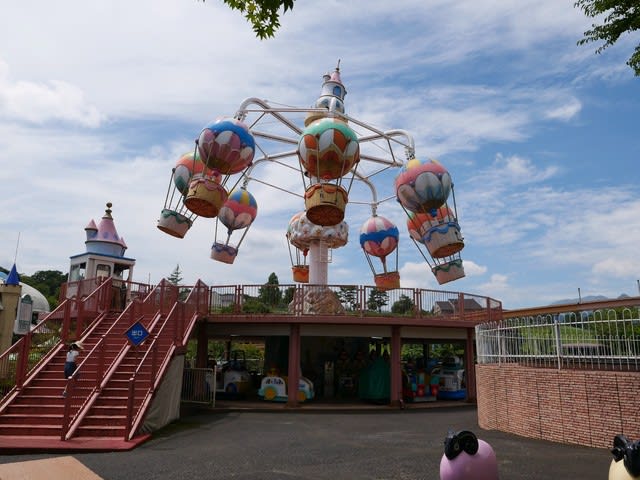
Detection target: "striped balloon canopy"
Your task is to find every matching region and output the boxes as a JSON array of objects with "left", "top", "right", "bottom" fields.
[
  {"left": 217, "top": 188, "right": 258, "bottom": 232},
  {"left": 298, "top": 118, "right": 360, "bottom": 180},
  {"left": 406, "top": 206, "right": 455, "bottom": 243},
  {"left": 395, "top": 158, "right": 452, "bottom": 214},
  {"left": 359, "top": 215, "right": 399, "bottom": 258},
  {"left": 173, "top": 150, "right": 216, "bottom": 195},
  {"left": 197, "top": 118, "right": 255, "bottom": 175}
]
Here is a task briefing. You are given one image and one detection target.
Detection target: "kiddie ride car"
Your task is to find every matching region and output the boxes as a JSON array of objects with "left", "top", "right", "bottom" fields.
[
  {"left": 216, "top": 350, "right": 252, "bottom": 398},
  {"left": 258, "top": 369, "right": 314, "bottom": 402}
]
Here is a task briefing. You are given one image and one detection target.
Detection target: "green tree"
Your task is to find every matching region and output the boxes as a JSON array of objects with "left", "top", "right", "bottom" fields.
[
  {"left": 575, "top": 0, "right": 640, "bottom": 76},
  {"left": 283, "top": 286, "right": 295, "bottom": 305},
  {"left": 167, "top": 264, "right": 183, "bottom": 285},
  {"left": 202, "top": 0, "right": 294, "bottom": 39},
  {"left": 258, "top": 272, "right": 282, "bottom": 306},
  {"left": 367, "top": 288, "right": 389, "bottom": 313},
  {"left": 167, "top": 264, "right": 188, "bottom": 300},
  {"left": 21, "top": 270, "right": 67, "bottom": 309},
  {"left": 336, "top": 286, "right": 359, "bottom": 311},
  {"left": 391, "top": 294, "right": 414, "bottom": 315}
]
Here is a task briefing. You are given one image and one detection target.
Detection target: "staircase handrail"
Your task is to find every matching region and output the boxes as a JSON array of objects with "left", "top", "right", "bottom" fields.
[
  {"left": 125, "top": 280, "right": 208, "bottom": 440},
  {"left": 60, "top": 280, "right": 173, "bottom": 440},
  {"left": 0, "top": 296, "right": 77, "bottom": 411}
]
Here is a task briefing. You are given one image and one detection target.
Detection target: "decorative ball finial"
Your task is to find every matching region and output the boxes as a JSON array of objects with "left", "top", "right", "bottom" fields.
[{"left": 105, "top": 202, "right": 113, "bottom": 218}]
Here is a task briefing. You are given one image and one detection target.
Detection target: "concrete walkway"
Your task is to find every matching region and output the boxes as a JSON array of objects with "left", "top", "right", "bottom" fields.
[{"left": 0, "top": 405, "right": 611, "bottom": 479}]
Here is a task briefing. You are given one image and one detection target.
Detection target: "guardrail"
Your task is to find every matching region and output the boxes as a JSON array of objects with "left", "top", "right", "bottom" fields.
[
  {"left": 476, "top": 299, "right": 640, "bottom": 371},
  {"left": 208, "top": 284, "right": 502, "bottom": 321},
  {"left": 181, "top": 367, "right": 216, "bottom": 405},
  {"left": 125, "top": 280, "right": 209, "bottom": 440}
]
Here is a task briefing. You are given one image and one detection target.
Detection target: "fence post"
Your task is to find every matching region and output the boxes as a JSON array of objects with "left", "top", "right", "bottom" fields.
[
  {"left": 458, "top": 292, "right": 465, "bottom": 320},
  {"left": 16, "top": 333, "right": 31, "bottom": 389},
  {"left": 125, "top": 378, "right": 135, "bottom": 440},
  {"left": 553, "top": 316, "right": 562, "bottom": 370},
  {"left": 62, "top": 300, "right": 72, "bottom": 343}
]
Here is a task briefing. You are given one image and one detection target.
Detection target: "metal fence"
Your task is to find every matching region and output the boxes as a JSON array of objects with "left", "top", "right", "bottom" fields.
[
  {"left": 476, "top": 306, "right": 640, "bottom": 371},
  {"left": 182, "top": 368, "right": 216, "bottom": 406},
  {"left": 208, "top": 283, "right": 501, "bottom": 321}
]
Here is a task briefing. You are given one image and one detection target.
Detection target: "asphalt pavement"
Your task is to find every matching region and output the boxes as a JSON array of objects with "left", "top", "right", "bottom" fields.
[{"left": 0, "top": 405, "right": 611, "bottom": 479}]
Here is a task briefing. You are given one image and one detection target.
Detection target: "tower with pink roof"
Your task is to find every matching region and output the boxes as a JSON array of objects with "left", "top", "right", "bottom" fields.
[{"left": 68, "top": 202, "right": 136, "bottom": 287}]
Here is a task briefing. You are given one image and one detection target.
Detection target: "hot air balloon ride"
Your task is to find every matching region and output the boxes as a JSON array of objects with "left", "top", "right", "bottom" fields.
[
  {"left": 286, "top": 211, "right": 349, "bottom": 284},
  {"left": 211, "top": 187, "right": 258, "bottom": 264},
  {"left": 407, "top": 205, "right": 464, "bottom": 259},
  {"left": 297, "top": 67, "right": 360, "bottom": 227},
  {"left": 286, "top": 211, "right": 310, "bottom": 283},
  {"left": 396, "top": 157, "right": 465, "bottom": 285},
  {"left": 396, "top": 157, "right": 452, "bottom": 215},
  {"left": 157, "top": 150, "right": 208, "bottom": 238},
  {"left": 359, "top": 215, "right": 400, "bottom": 290},
  {"left": 187, "top": 117, "right": 256, "bottom": 219}
]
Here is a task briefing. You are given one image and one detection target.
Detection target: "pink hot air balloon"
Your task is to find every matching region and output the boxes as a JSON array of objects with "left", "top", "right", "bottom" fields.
[
  {"left": 211, "top": 188, "right": 258, "bottom": 265},
  {"left": 197, "top": 118, "right": 255, "bottom": 175},
  {"left": 395, "top": 158, "right": 452, "bottom": 214},
  {"left": 359, "top": 215, "right": 401, "bottom": 290},
  {"left": 359, "top": 215, "right": 399, "bottom": 260},
  {"left": 217, "top": 188, "right": 258, "bottom": 234}
]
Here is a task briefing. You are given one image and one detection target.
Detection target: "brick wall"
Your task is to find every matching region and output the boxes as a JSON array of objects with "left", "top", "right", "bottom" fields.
[{"left": 476, "top": 364, "right": 640, "bottom": 449}]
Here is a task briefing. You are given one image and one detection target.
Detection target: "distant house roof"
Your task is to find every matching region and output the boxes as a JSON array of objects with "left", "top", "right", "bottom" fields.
[{"left": 435, "top": 298, "right": 484, "bottom": 314}]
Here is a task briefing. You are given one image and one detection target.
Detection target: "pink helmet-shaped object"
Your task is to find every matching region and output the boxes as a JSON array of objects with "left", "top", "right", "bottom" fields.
[{"left": 439, "top": 431, "right": 499, "bottom": 480}]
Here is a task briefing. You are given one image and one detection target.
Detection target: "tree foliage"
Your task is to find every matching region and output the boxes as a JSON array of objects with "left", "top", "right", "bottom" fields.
[
  {"left": 205, "top": 0, "right": 295, "bottom": 39},
  {"left": 367, "top": 288, "right": 389, "bottom": 313},
  {"left": 336, "top": 286, "right": 359, "bottom": 311},
  {"left": 20, "top": 270, "right": 67, "bottom": 310},
  {"left": 258, "top": 272, "right": 282, "bottom": 306},
  {"left": 575, "top": 0, "right": 640, "bottom": 76},
  {"left": 391, "top": 294, "right": 415, "bottom": 315},
  {"left": 167, "top": 264, "right": 183, "bottom": 285}
]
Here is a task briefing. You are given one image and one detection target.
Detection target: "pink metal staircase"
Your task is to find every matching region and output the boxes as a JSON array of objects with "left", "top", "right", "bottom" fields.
[{"left": 0, "top": 278, "right": 209, "bottom": 451}]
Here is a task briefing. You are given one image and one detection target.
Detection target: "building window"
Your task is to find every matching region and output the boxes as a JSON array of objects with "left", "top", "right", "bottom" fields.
[{"left": 96, "top": 264, "right": 111, "bottom": 279}]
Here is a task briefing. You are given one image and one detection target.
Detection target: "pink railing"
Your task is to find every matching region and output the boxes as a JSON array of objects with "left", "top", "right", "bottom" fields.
[
  {"left": 60, "top": 280, "right": 178, "bottom": 440},
  {"left": 207, "top": 283, "right": 502, "bottom": 322},
  {"left": 124, "top": 280, "right": 208, "bottom": 440},
  {"left": 0, "top": 278, "right": 115, "bottom": 410}
]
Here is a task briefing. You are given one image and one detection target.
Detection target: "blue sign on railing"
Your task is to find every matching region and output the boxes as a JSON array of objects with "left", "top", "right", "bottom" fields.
[{"left": 126, "top": 321, "right": 150, "bottom": 347}]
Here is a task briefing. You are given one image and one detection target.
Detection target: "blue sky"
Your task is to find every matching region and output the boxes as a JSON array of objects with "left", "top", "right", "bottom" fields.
[{"left": 1, "top": 0, "right": 639, "bottom": 309}]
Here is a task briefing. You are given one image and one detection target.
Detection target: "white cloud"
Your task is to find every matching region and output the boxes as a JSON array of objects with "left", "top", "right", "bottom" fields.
[
  {"left": 460, "top": 260, "right": 487, "bottom": 277},
  {"left": 0, "top": 0, "right": 638, "bottom": 312}
]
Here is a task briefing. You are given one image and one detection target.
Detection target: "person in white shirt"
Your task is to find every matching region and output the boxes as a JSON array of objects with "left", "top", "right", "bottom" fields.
[{"left": 62, "top": 341, "right": 83, "bottom": 397}]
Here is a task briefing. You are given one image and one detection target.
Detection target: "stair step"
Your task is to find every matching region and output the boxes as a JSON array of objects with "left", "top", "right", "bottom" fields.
[
  {"left": 89, "top": 405, "right": 127, "bottom": 415},
  {"left": 81, "top": 415, "right": 127, "bottom": 427},
  {"left": 75, "top": 425, "right": 126, "bottom": 437},
  {"left": 5, "top": 404, "right": 64, "bottom": 415},
  {"left": 0, "top": 424, "right": 61, "bottom": 436},
  {"left": 0, "top": 413, "right": 63, "bottom": 425}
]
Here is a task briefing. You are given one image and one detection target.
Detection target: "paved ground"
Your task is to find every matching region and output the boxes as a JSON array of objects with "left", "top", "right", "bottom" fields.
[{"left": 0, "top": 405, "right": 611, "bottom": 479}]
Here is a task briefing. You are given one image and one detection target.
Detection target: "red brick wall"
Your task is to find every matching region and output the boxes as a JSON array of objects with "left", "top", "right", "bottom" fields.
[{"left": 476, "top": 364, "right": 640, "bottom": 449}]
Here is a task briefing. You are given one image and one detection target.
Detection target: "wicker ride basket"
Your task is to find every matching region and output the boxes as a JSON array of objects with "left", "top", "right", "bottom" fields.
[
  {"left": 157, "top": 209, "right": 192, "bottom": 239},
  {"left": 184, "top": 175, "right": 228, "bottom": 218},
  {"left": 304, "top": 183, "right": 348, "bottom": 227}
]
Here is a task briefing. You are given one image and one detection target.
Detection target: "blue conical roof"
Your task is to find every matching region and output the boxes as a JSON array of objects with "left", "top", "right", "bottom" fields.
[{"left": 5, "top": 263, "right": 20, "bottom": 285}]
